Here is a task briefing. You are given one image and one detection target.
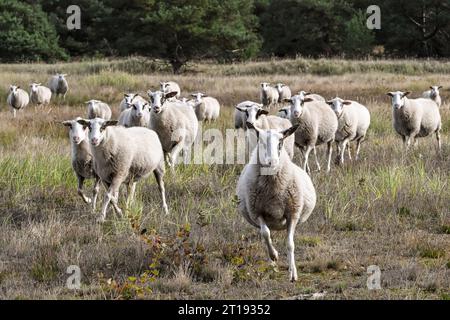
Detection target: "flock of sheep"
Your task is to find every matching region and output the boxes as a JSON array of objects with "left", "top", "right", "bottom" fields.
[{"left": 5, "top": 76, "right": 444, "bottom": 282}]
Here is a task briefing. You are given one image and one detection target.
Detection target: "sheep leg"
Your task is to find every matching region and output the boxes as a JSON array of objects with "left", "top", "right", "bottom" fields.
[
  {"left": 165, "top": 152, "right": 173, "bottom": 168},
  {"left": 126, "top": 182, "right": 137, "bottom": 208},
  {"left": 258, "top": 217, "right": 278, "bottom": 262},
  {"left": 154, "top": 168, "right": 169, "bottom": 215},
  {"left": 436, "top": 131, "right": 441, "bottom": 153},
  {"left": 77, "top": 174, "right": 91, "bottom": 204},
  {"left": 303, "top": 146, "right": 313, "bottom": 173},
  {"left": 99, "top": 179, "right": 122, "bottom": 222},
  {"left": 170, "top": 141, "right": 184, "bottom": 167},
  {"left": 326, "top": 141, "right": 333, "bottom": 173},
  {"left": 286, "top": 218, "right": 299, "bottom": 282},
  {"left": 347, "top": 143, "right": 353, "bottom": 161},
  {"left": 11, "top": 108, "right": 16, "bottom": 118},
  {"left": 340, "top": 139, "right": 349, "bottom": 165},
  {"left": 92, "top": 176, "right": 101, "bottom": 211},
  {"left": 355, "top": 138, "right": 363, "bottom": 161},
  {"left": 312, "top": 147, "right": 321, "bottom": 171}
]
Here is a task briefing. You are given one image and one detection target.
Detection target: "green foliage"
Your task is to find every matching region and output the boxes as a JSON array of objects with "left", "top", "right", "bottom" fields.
[
  {"left": 343, "top": 10, "right": 375, "bottom": 57},
  {"left": 0, "top": 0, "right": 68, "bottom": 62}
]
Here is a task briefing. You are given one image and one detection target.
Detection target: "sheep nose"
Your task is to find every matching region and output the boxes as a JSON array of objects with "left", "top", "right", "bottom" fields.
[
  {"left": 72, "top": 137, "right": 80, "bottom": 143},
  {"left": 137, "top": 112, "right": 143, "bottom": 117},
  {"left": 293, "top": 111, "right": 300, "bottom": 117},
  {"left": 394, "top": 104, "right": 400, "bottom": 109},
  {"left": 91, "top": 138, "right": 99, "bottom": 145}
]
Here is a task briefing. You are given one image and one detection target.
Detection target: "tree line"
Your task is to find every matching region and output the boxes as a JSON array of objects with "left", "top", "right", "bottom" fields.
[{"left": 1, "top": 0, "right": 449, "bottom": 73}]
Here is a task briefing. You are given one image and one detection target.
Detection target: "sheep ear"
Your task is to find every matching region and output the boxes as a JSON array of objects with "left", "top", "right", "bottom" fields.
[
  {"left": 246, "top": 122, "right": 260, "bottom": 136},
  {"left": 281, "top": 125, "right": 299, "bottom": 139},
  {"left": 387, "top": 92, "right": 394, "bottom": 97},
  {"left": 342, "top": 101, "right": 352, "bottom": 105},
  {"left": 77, "top": 119, "right": 90, "bottom": 127},
  {"left": 62, "top": 121, "right": 72, "bottom": 127},
  {"left": 282, "top": 98, "right": 292, "bottom": 103},
  {"left": 235, "top": 106, "right": 246, "bottom": 112},
  {"left": 403, "top": 91, "right": 411, "bottom": 97},
  {"left": 147, "top": 90, "right": 153, "bottom": 97},
  {"left": 303, "top": 97, "right": 314, "bottom": 103},
  {"left": 164, "top": 91, "right": 178, "bottom": 99},
  {"left": 326, "top": 100, "right": 333, "bottom": 105},
  {"left": 303, "top": 92, "right": 311, "bottom": 96},
  {"left": 101, "top": 120, "right": 118, "bottom": 129},
  {"left": 191, "top": 94, "right": 197, "bottom": 97},
  {"left": 438, "top": 86, "right": 443, "bottom": 89},
  {"left": 430, "top": 86, "right": 434, "bottom": 90},
  {"left": 256, "top": 109, "right": 269, "bottom": 118}
]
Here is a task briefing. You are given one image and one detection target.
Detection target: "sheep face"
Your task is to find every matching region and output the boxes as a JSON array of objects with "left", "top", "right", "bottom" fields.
[
  {"left": 387, "top": 91, "right": 411, "bottom": 110},
  {"left": 429, "top": 86, "right": 442, "bottom": 99},
  {"left": 9, "top": 85, "right": 19, "bottom": 94},
  {"left": 85, "top": 100, "right": 100, "bottom": 110},
  {"left": 147, "top": 90, "right": 178, "bottom": 114},
  {"left": 287, "top": 95, "right": 313, "bottom": 119},
  {"left": 247, "top": 122, "right": 299, "bottom": 168},
  {"left": 236, "top": 103, "right": 267, "bottom": 126},
  {"left": 160, "top": 82, "right": 172, "bottom": 93},
  {"left": 260, "top": 82, "right": 271, "bottom": 91},
  {"left": 76, "top": 118, "right": 118, "bottom": 147},
  {"left": 191, "top": 92, "right": 206, "bottom": 104},
  {"left": 326, "top": 97, "right": 351, "bottom": 117},
  {"left": 30, "top": 83, "right": 41, "bottom": 93},
  {"left": 123, "top": 93, "right": 139, "bottom": 108},
  {"left": 63, "top": 118, "right": 88, "bottom": 145},
  {"left": 275, "top": 83, "right": 284, "bottom": 94},
  {"left": 131, "top": 100, "right": 149, "bottom": 118},
  {"left": 57, "top": 74, "right": 67, "bottom": 84}
]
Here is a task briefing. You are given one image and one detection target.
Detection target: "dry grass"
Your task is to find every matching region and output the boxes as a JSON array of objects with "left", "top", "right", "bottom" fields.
[{"left": 0, "top": 58, "right": 449, "bottom": 300}]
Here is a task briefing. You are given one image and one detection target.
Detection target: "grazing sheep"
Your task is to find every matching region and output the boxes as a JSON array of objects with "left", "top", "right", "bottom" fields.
[
  {"left": 286, "top": 94, "right": 338, "bottom": 173},
  {"left": 119, "top": 93, "right": 147, "bottom": 112},
  {"left": 148, "top": 90, "right": 199, "bottom": 167},
  {"left": 260, "top": 82, "right": 279, "bottom": 109},
  {"left": 190, "top": 92, "right": 220, "bottom": 122},
  {"left": 118, "top": 100, "right": 151, "bottom": 127},
  {"left": 29, "top": 83, "right": 52, "bottom": 105},
  {"left": 62, "top": 118, "right": 100, "bottom": 209},
  {"left": 275, "top": 83, "right": 292, "bottom": 103},
  {"left": 160, "top": 81, "right": 181, "bottom": 101},
  {"left": 277, "top": 106, "right": 291, "bottom": 119},
  {"left": 7, "top": 85, "right": 29, "bottom": 117},
  {"left": 86, "top": 100, "right": 112, "bottom": 120},
  {"left": 326, "top": 97, "right": 371, "bottom": 164},
  {"left": 298, "top": 90, "right": 325, "bottom": 102},
  {"left": 422, "top": 86, "right": 442, "bottom": 108},
  {"left": 76, "top": 118, "right": 169, "bottom": 222},
  {"left": 387, "top": 91, "right": 441, "bottom": 151},
  {"left": 48, "top": 73, "right": 68, "bottom": 99},
  {"left": 237, "top": 123, "right": 316, "bottom": 282},
  {"left": 235, "top": 103, "right": 295, "bottom": 159}
]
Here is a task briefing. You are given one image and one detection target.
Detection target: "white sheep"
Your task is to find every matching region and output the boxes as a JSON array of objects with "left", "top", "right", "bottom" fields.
[
  {"left": 260, "top": 82, "right": 279, "bottom": 109},
  {"left": 86, "top": 100, "right": 112, "bottom": 120},
  {"left": 148, "top": 90, "right": 199, "bottom": 167},
  {"left": 76, "top": 118, "right": 169, "bottom": 222},
  {"left": 422, "top": 86, "right": 442, "bottom": 108},
  {"left": 275, "top": 83, "right": 292, "bottom": 103},
  {"left": 190, "top": 92, "right": 220, "bottom": 122},
  {"left": 286, "top": 94, "right": 338, "bottom": 173},
  {"left": 7, "top": 85, "right": 29, "bottom": 117},
  {"left": 48, "top": 73, "right": 68, "bottom": 100},
  {"left": 326, "top": 97, "right": 371, "bottom": 165},
  {"left": 237, "top": 122, "right": 316, "bottom": 282},
  {"left": 119, "top": 93, "right": 147, "bottom": 112},
  {"left": 235, "top": 103, "right": 295, "bottom": 159},
  {"left": 387, "top": 91, "right": 441, "bottom": 151},
  {"left": 118, "top": 100, "right": 151, "bottom": 128},
  {"left": 29, "top": 83, "right": 52, "bottom": 105},
  {"left": 160, "top": 81, "right": 181, "bottom": 101},
  {"left": 234, "top": 101, "right": 261, "bottom": 129},
  {"left": 62, "top": 117, "right": 101, "bottom": 209}
]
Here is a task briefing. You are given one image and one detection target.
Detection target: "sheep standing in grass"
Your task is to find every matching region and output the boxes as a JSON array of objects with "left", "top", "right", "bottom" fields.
[
  {"left": 7, "top": 85, "right": 29, "bottom": 117},
  {"left": 260, "top": 83, "right": 279, "bottom": 109},
  {"left": 275, "top": 83, "right": 292, "bottom": 103},
  {"left": 422, "top": 86, "right": 442, "bottom": 108},
  {"left": 387, "top": 91, "right": 441, "bottom": 151},
  {"left": 48, "top": 73, "right": 68, "bottom": 100},
  {"left": 118, "top": 100, "right": 151, "bottom": 127},
  {"left": 148, "top": 90, "right": 198, "bottom": 167},
  {"left": 160, "top": 81, "right": 181, "bottom": 101},
  {"left": 286, "top": 94, "right": 338, "bottom": 173},
  {"left": 29, "top": 83, "right": 52, "bottom": 106},
  {"left": 119, "top": 93, "right": 147, "bottom": 112},
  {"left": 326, "top": 97, "right": 371, "bottom": 165},
  {"left": 236, "top": 103, "right": 295, "bottom": 159},
  {"left": 77, "top": 118, "right": 169, "bottom": 222},
  {"left": 190, "top": 92, "right": 220, "bottom": 122},
  {"left": 62, "top": 118, "right": 101, "bottom": 209},
  {"left": 86, "top": 100, "right": 112, "bottom": 120},
  {"left": 237, "top": 123, "right": 316, "bottom": 282}
]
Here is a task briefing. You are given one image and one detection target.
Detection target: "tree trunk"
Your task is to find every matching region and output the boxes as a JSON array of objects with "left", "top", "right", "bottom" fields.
[{"left": 170, "top": 58, "right": 185, "bottom": 74}]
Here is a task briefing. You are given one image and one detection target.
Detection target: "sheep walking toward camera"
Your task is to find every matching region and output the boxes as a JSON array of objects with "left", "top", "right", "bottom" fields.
[
  {"left": 326, "top": 97, "right": 371, "bottom": 165},
  {"left": 62, "top": 118, "right": 101, "bottom": 209},
  {"left": 237, "top": 123, "right": 316, "bottom": 282},
  {"left": 29, "top": 83, "right": 52, "bottom": 105},
  {"left": 86, "top": 100, "right": 112, "bottom": 120},
  {"left": 119, "top": 93, "right": 147, "bottom": 112},
  {"left": 76, "top": 118, "right": 169, "bottom": 222},
  {"left": 190, "top": 92, "right": 220, "bottom": 121},
  {"left": 387, "top": 91, "right": 441, "bottom": 151},
  {"left": 118, "top": 100, "right": 151, "bottom": 127},
  {"left": 275, "top": 83, "right": 292, "bottom": 103},
  {"left": 48, "top": 73, "right": 68, "bottom": 100},
  {"left": 422, "top": 86, "right": 442, "bottom": 108},
  {"left": 236, "top": 102, "right": 295, "bottom": 159},
  {"left": 148, "top": 90, "right": 198, "bottom": 167},
  {"left": 260, "top": 83, "right": 279, "bottom": 109},
  {"left": 7, "top": 85, "right": 29, "bottom": 117},
  {"left": 160, "top": 81, "right": 181, "bottom": 101},
  {"left": 285, "top": 94, "right": 338, "bottom": 173}
]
